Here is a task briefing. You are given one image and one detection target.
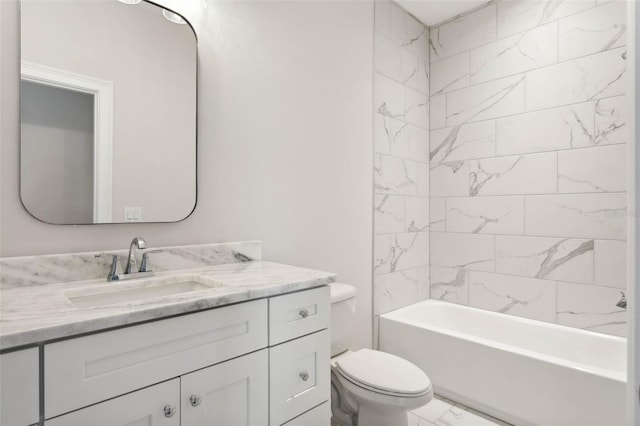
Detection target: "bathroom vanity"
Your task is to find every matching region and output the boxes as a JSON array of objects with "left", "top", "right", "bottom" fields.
[{"left": 0, "top": 258, "right": 334, "bottom": 426}]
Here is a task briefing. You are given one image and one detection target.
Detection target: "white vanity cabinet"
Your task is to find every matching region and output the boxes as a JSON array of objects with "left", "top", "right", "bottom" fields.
[
  {"left": 268, "top": 286, "right": 330, "bottom": 426},
  {"left": 40, "top": 286, "right": 330, "bottom": 426},
  {"left": 0, "top": 347, "right": 39, "bottom": 426}
]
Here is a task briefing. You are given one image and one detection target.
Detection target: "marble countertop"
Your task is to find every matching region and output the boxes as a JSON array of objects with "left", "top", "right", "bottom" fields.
[{"left": 0, "top": 261, "right": 336, "bottom": 350}]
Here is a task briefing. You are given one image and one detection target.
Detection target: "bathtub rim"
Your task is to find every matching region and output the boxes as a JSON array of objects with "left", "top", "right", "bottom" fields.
[{"left": 380, "top": 299, "right": 626, "bottom": 383}]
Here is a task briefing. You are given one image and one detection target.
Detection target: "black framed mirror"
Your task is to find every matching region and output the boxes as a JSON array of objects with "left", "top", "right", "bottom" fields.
[{"left": 20, "top": 0, "right": 197, "bottom": 224}]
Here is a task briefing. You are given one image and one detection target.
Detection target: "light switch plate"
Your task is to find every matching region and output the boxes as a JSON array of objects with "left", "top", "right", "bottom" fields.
[{"left": 124, "top": 207, "right": 142, "bottom": 222}]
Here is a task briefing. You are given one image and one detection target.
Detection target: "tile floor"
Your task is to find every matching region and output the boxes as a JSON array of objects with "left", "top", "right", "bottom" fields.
[{"left": 409, "top": 395, "right": 511, "bottom": 426}]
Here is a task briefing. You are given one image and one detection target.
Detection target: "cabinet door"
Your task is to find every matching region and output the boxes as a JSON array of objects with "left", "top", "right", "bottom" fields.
[
  {"left": 0, "top": 348, "right": 39, "bottom": 426},
  {"left": 181, "top": 349, "right": 268, "bottom": 426},
  {"left": 45, "top": 379, "right": 179, "bottom": 426}
]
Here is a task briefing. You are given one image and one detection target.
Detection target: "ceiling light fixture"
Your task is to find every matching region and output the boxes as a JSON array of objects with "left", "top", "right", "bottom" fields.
[
  {"left": 117, "top": 0, "right": 142, "bottom": 4},
  {"left": 162, "top": 9, "right": 186, "bottom": 24}
]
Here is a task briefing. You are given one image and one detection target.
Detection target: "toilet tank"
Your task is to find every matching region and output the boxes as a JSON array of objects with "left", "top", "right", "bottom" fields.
[{"left": 330, "top": 282, "right": 356, "bottom": 357}]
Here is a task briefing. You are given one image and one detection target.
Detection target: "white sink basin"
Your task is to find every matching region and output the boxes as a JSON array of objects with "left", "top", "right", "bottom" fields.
[{"left": 64, "top": 274, "right": 224, "bottom": 308}]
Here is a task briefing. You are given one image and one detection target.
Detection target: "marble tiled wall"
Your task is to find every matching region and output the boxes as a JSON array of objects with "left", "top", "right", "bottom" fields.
[
  {"left": 428, "top": 0, "right": 628, "bottom": 336},
  {"left": 372, "top": 1, "right": 430, "bottom": 335}
]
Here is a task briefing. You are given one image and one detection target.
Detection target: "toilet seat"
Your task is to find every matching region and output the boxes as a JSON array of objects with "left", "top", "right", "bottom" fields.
[
  {"left": 337, "top": 369, "right": 432, "bottom": 399},
  {"left": 335, "top": 349, "right": 431, "bottom": 398}
]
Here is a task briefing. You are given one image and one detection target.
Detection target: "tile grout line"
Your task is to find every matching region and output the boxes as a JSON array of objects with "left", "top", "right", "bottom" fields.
[
  {"left": 431, "top": 0, "right": 615, "bottom": 65},
  {"left": 425, "top": 225, "right": 628, "bottom": 240},
  {"left": 555, "top": 278, "right": 559, "bottom": 325},
  {"left": 428, "top": 92, "right": 626, "bottom": 133},
  {"left": 523, "top": 193, "right": 527, "bottom": 241},
  {"left": 556, "top": 151, "right": 560, "bottom": 194},
  {"left": 423, "top": 191, "right": 627, "bottom": 199},
  {"left": 431, "top": 40, "right": 625, "bottom": 90},
  {"left": 427, "top": 265, "right": 624, "bottom": 293},
  {"left": 556, "top": 14, "right": 560, "bottom": 64},
  {"left": 428, "top": 143, "right": 627, "bottom": 167}
]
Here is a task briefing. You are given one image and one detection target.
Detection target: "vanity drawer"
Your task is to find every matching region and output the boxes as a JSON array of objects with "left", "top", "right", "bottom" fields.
[
  {"left": 0, "top": 348, "right": 39, "bottom": 426},
  {"left": 282, "top": 402, "right": 330, "bottom": 426},
  {"left": 45, "top": 299, "right": 268, "bottom": 419},
  {"left": 269, "top": 286, "right": 329, "bottom": 345},
  {"left": 269, "top": 330, "right": 330, "bottom": 426}
]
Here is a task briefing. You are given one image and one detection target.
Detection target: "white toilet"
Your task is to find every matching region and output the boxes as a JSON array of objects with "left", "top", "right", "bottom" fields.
[{"left": 330, "top": 283, "right": 433, "bottom": 426}]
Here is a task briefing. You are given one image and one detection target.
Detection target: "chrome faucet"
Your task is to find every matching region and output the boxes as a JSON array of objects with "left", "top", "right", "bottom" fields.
[
  {"left": 125, "top": 237, "right": 148, "bottom": 274},
  {"left": 95, "top": 237, "right": 154, "bottom": 281},
  {"left": 616, "top": 292, "right": 627, "bottom": 309}
]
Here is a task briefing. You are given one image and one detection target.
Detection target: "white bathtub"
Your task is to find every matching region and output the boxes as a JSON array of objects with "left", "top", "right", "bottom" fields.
[{"left": 379, "top": 300, "right": 626, "bottom": 426}]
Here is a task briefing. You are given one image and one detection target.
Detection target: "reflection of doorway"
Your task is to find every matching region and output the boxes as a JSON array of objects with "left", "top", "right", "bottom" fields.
[
  {"left": 20, "top": 61, "right": 113, "bottom": 223},
  {"left": 21, "top": 81, "right": 94, "bottom": 223}
]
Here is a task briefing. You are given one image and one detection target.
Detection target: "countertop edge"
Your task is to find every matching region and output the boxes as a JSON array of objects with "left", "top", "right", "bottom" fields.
[{"left": 0, "top": 263, "right": 336, "bottom": 351}]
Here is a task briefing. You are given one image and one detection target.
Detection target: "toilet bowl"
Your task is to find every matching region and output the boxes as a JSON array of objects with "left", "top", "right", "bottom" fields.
[
  {"left": 329, "top": 283, "right": 433, "bottom": 426},
  {"left": 332, "top": 348, "right": 433, "bottom": 426}
]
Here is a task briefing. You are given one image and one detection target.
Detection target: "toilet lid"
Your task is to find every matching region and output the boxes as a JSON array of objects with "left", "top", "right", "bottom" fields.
[{"left": 336, "top": 349, "right": 431, "bottom": 396}]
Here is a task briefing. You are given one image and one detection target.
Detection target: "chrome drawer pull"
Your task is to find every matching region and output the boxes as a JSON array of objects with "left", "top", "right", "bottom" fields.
[
  {"left": 299, "top": 371, "right": 309, "bottom": 381},
  {"left": 164, "top": 405, "right": 177, "bottom": 418},
  {"left": 190, "top": 395, "right": 202, "bottom": 407},
  {"left": 299, "top": 309, "right": 309, "bottom": 318}
]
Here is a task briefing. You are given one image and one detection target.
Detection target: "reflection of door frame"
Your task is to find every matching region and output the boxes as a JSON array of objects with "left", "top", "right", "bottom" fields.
[{"left": 21, "top": 61, "right": 113, "bottom": 223}]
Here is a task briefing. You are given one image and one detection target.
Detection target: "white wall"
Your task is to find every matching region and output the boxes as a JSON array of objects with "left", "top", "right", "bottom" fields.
[{"left": 0, "top": 0, "right": 374, "bottom": 349}]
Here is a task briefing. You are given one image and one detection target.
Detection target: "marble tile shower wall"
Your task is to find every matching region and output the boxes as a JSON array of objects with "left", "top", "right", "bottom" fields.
[
  {"left": 428, "top": 0, "right": 628, "bottom": 336},
  {"left": 373, "top": 1, "right": 430, "bottom": 331}
]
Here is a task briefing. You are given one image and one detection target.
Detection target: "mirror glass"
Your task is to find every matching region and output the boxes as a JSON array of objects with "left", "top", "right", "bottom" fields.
[{"left": 20, "top": 0, "right": 197, "bottom": 224}]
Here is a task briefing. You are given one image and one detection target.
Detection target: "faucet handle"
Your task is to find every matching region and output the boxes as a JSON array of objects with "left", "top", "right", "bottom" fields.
[
  {"left": 139, "top": 249, "right": 165, "bottom": 273},
  {"left": 95, "top": 253, "right": 123, "bottom": 281}
]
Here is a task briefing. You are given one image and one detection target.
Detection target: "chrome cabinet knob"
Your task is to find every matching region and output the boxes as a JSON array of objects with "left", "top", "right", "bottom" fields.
[
  {"left": 190, "top": 395, "right": 202, "bottom": 407},
  {"left": 299, "top": 309, "right": 309, "bottom": 318},
  {"left": 163, "top": 404, "right": 177, "bottom": 418},
  {"left": 299, "top": 371, "right": 309, "bottom": 381}
]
